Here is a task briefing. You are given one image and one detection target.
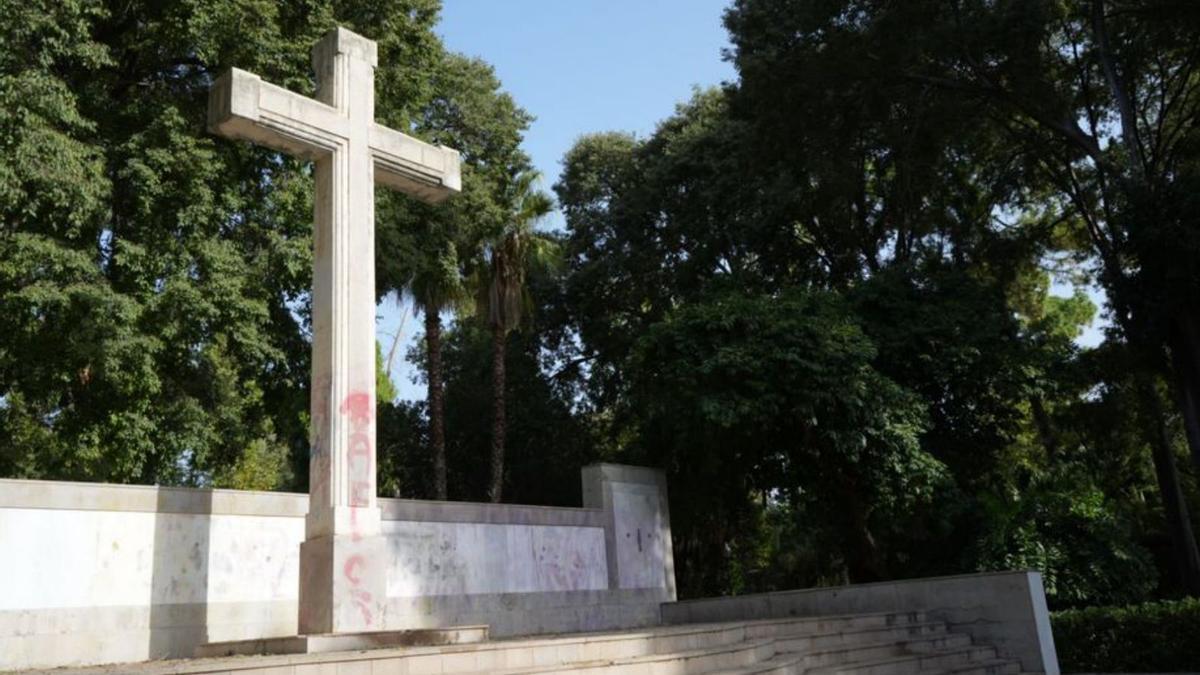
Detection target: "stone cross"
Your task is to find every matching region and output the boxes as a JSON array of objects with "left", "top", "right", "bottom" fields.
[{"left": 208, "top": 27, "right": 461, "bottom": 635}]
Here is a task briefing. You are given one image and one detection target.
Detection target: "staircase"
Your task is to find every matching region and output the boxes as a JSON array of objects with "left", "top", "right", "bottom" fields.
[
  {"left": 448, "top": 610, "right": 1030, "bottom": 674},
  {"left": 30, "top": 610, "right": 1037, "bottom": 675}
]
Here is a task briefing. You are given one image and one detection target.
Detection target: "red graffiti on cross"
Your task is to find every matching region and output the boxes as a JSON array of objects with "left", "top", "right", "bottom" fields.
[
  {"left": 339, "top": 391, "right": 373, "bottom": 425},
  {"left": 339, "top": 390, "right": 374, "bottom": 626},
  {"left": 340, "top": 391, "right": 373, "bottom": 508},
  {"left": 343, "top": 554, "right": 373, "bottom": 625}
]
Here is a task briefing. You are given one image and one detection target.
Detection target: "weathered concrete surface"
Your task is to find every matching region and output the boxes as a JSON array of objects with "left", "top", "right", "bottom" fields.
[
  {"left": 194, "top": 624, "right": 487, "bottom": 657},
  {"left": 660, "top": 570, "right": 1060, "bottom": 675},
  {"left": 14, "top": 609, "right": 1018, "bottom": 675},
  {"left": 0, "top": 464, "right": 674, "bottom": 670},
  {"left": 208, "top": 26, "right": 461, "bottom": 637},
  {"left": 582, "top": 463, "right": 676, "bottom": 599},
  {"left": 384, "top": 521, "right": 609, "bottom": 596}
]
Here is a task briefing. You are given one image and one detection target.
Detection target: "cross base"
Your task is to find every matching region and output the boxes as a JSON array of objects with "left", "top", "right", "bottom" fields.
[
  {"left": 298, "top": 532, "right": 387, "bottom": 635},
  {"left": 194, "top": 625, "right": 490, "bottom": 658}
]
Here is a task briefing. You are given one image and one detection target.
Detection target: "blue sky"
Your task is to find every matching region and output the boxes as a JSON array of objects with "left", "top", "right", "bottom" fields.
[
  {"left": 377, "top": 0, "right": 739, "bottom": 400},
  {"left": 375, "top": 0, "right": 1106, "bottom": 401}
]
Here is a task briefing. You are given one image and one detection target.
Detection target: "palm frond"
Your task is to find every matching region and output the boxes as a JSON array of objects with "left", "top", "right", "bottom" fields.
[{"left": 472, "top": 169, "right": 561, "bottom": 334}]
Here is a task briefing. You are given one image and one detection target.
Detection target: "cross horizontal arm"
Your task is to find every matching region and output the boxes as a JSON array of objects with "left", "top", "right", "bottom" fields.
[
  {"left": 209, "top": 68, "right": 461, "bottom": 204},
  {"left": 208, "top": 68, "right": 349, "bottom": 160},
  {"left": 370, "top": 124, "right": 461, "bottom": 203}
]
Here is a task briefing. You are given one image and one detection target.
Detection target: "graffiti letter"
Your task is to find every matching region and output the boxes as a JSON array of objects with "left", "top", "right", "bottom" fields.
[
  {"left": 343, "top": 554, "right": 365, "bottom": 584},
  {"left": 339, "top": 392, "right": 374, "bottom": 426}
]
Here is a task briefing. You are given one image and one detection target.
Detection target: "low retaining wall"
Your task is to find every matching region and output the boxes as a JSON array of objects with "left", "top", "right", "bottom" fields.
[
  {"left": 0, "top": 463, "right": 675, "bottom": 670},
  {"left": 660, "top": 570, "right": 1059, "bottom": 674}
]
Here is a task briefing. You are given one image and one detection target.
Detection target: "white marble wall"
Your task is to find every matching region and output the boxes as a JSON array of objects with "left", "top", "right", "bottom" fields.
[
  {"left": 385, "top": 521, "right": 608, "bottom": 597},
  {"left": 0, "top": 464, "right": 674, "bottom": 670},
  {"left": 0, "top": 510, "right": 606, "bottom": 622},
  {"left": 0, "top": 508, "right": 303, "bottom": 612}
]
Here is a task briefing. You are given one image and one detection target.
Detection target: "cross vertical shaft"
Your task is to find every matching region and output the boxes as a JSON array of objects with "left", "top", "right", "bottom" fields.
[
  {"left": 308, "top": 30, "right": 379, "bottom": 541},
  {"left": 207, "top": 26, "right": 460, "bottom": 636},
  {"left": 302, "top": 29, "right": 384, "bottom": 635}
]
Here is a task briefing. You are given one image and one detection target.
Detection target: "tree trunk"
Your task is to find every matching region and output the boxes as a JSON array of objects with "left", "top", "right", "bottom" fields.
[
  {"left": 425, "top": 309, "right": 447, "bottom": 500},
  {"left": 1168, "top": 311, "right": 1200, "bottom": 476},
  {"left": 838, "top": 473, "right": 887, "bottom": 583},
  {"left": 1139, "top": 378, "right": 1200, "bottom": 595},
  {"left": 487, "top": 324, "right": 507, "bottom": 503},
  {"left": 1094, "top": 0, "right": 1200, "bottom": 533}
]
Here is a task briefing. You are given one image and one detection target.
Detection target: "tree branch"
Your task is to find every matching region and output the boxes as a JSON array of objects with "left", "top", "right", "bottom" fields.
[{"left": 1091, "top": 0, "right": 1149, "bottom": 177}]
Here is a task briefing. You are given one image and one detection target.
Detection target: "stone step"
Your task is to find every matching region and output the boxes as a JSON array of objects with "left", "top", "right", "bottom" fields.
[
  {"left": 23, "top": 612, "right": 928, "bottom": 675},
  {"left": 708, "top": 653, "right": 806, "bottom": 675},
  {"left": 442, "top": 611, "right": 932, "bottom": 672},
  {"left": 743, "top": 610, "right": 930, "bottom": 638},
  {"left": 794, "top": 633, "right": 974, "bottom": 669},
  {"left": 703, "top": 650, "right": 1022, "bottom": 675},
  {"left": 770, "top": 621, "right": 948, "bottom": 653},
  {"left": 479, "top": 638, "right": 779, "bottom": 675},
  {"left": 923, "top": 659, "right": 1023, "bottom": 675},
  {"left": 807, "top": 645, "right": 998, "bottom": 675},
  {"left": 193, "top": 625, "right": 490, "bottom": 657},
  {"left": 471, "top": 629, "right": 974, "bottom": 675},
  {"left": 23, "top": 612, "right": 978, "bottom": 675},
  {"left": 452, "top": 612, "right": 931, "bottom": 672}
]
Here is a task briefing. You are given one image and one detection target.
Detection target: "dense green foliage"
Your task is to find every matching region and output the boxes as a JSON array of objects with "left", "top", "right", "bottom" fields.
[
  {"left": 536, "top": 0, "right": 1200, "bottom": 604},
  {"left": 1053, "top": 598, "right": 1200, "bottom": 671},
  {"left": 4, "top": 0, "right": 1200, "bottom": 615},
  {"left": 0, "top": 0, "right": 532, "bottom": 492},
  {"left": 627, "top": 288, "right": 938, "bottom": 587}
]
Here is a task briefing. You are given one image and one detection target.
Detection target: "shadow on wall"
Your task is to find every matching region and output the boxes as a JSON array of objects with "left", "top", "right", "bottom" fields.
[{"left": 148, "top": 486, "right": 212, "bottom": 658}]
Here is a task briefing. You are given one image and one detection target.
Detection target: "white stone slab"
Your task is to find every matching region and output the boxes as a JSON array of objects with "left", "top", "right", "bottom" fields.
[
  {"left": 0, "top": 463, "right": 674, "bottom": 669},
  {"left": 383, "top": 521, "right": 608, "bottom": 597}
]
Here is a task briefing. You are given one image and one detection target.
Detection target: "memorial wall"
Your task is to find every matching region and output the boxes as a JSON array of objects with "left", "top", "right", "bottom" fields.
[{"left": 0, "top": 463, "right": 675, "bottom": 670}]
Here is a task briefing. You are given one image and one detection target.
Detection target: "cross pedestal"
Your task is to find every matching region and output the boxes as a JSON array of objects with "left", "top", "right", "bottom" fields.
[{"left": 208, "top": 27, "right": 460, "bottom": 635}]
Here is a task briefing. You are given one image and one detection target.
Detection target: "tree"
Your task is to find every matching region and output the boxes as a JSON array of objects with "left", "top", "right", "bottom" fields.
[
  {"left": 433, "top": 316, "right": 602, "bottom": 507},
  {"left": 376, "top": 341, "right": 398, "bottom": 404},
  {"left": 409, "top": 239, "right": 471, "bottom": 500},
  {"left": 723, "top": 0, "right": 1200, "bottom": 597},
  {"left": 375, "top": 51, "right": 533, "bottom": 500},
  {"left": 968, "top": 272, "right": 1161, "bottom": 606},
  {"left": 476, "top": 169, "right": 556, "bottom": 502},
  {"left": 551, "top": 28, "right": 1188, "bottom": 602},
  {"left": 625, "top": 287, "right": 937, "bottom": 588},
  {"left": 376, "top": 397, "right": 429, "bottom": 499},
  {"left": 0, "top": 0, "right": 367, "bottom": 487},
  {"left": 0, "top": 0, "right": 529, "bottom": 499}
]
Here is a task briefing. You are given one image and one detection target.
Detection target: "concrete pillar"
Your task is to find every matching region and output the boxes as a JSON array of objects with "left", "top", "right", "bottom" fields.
[{"left": 582, "top": 463, "right": 677, "bottom": 600}]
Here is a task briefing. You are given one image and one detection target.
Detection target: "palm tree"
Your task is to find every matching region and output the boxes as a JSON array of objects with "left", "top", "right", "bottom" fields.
[
  {"left": 477, "top": 170, "right": 557, "bottom": 502},
  {"left": 410, "top": 240, "right": 473, "bottom": 500}
]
